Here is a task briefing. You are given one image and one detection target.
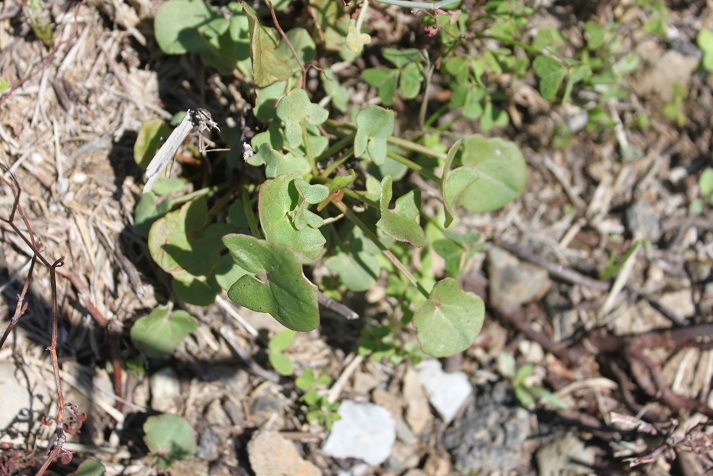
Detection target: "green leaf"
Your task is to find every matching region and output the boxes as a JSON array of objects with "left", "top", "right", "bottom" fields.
[
  {"left": 453, "top": 135, "right": 527, "bottom": 213},
  {"left": 269, "top": 351, "right": 295, "bottom": 375},
  {"left": 497, "top": 351, "right": 516, "bottom": 379},
  {"left": 148, "top": 197, "right": 229, "bottom": 283},
  {"left": 276, "top": 89, "right": 329, "bottom": 148},
  {"left": 513, "top": 363, "right": 534, "bottom": 386},
  {"left": 259, "top": 172, "right": 326, "bottom": 260},
  {"left": 322, "top": 69, "right": 350, "bottom": 112},
  {"left": 533, "top": 54, "right": 566, "bottom": 101},
  {"left": 400, "top": 62, "right": 423, "bottom": 99},
  {"left": 514, "top": 385, "right": 536, "bottom": 409},
  {"left": 154, "top": 0, "right": 218, "bottom": 54},
  {"left": 241, "top": 1, "right": 292, "bottom": 86},
  {"left": 296, "top": 368, "right": 315, "bottom": 388},
  {"left": 143, "top": 414, "right": 196, "bottom": 469},
  {"left": 412, "top": 278, "right": 485, "bottom": 357},
  {"left": 585, "top": 21, "right": 606, "bottom": 50},
  {"left": 274, "top": 28, "right": 317, "bottom": 76},
  {"left": 354, "top": 106, "right": 395, "bottom": 165},
  {"left": 130, "top": 306, "right": 199, "bottom": 358},
  {"left": 269, "top": 329, "right": 296, "bottom": 351},
  {"left": 134, "top": 120, "right": 172, "bottom": 169},
  {"left": 248, "top": 143, "right": 311, "bottom": 178},
  {"left": 698, "top": 29, "right": 713, "bottom": 72},
  {"left": 529, "top": 385, "right": 570, "bottom": 409},
  {"left": 362, "top": 67, "right": 399, "bottom": 105},
  {"left": 441, "top": 140, "right": 476, "bottom": 227},
  {"left": 383, "top": 48, "right": 420, "bottom": 68},
  {"left": 71, "top": 460, "right": 105, "bottom": 476},
  {"left": 376, "top": 176, "right": 427, "bottom": 247},
  {"left": 699, "top": 167, "right": 713, "bottom": 204},
  {"left": 325, "top": 241, "right": 381, "bottom": 291},
  {"left": 295, "top": 179, "right": 329, "bottom": 204},
  {"left": 346, "top": 24, "right": 371, "bottom": 54},
  {"left": 223, "top": 234, "right": 319, "bottom": 331}
]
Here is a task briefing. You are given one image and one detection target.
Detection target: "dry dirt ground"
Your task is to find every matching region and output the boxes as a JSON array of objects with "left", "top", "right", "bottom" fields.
[{"left": 1, "top": 0, "right": 713, "bottom": 475}]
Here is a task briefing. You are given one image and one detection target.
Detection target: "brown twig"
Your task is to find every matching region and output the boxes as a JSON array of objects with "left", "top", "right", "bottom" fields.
[{"left": 0, "top": 163, "right": 85, "bottom": 475}]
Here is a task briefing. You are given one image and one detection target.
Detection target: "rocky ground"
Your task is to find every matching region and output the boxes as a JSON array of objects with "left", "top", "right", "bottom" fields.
[{"left": 1, "top": 0, "right": 712, "bottom": 475}]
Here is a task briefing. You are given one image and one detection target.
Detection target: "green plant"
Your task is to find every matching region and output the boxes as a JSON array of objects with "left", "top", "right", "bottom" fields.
[
  {"left": 497, "top": 352, "right": 568, "bottom": 410},
  {"left": 268, "top": 329, "right": 296, "bottom": 376},
  {"left": 295, "top": 369, "right": 341, "bottom": 429},
  {"left": 663, "top": 83, "right": 687, "bottom": 127},
  {"left": 697, "top": 29, "right": 713, "bottom": 72},
  {"left": 143, "top": 414, "right": 197, "bottom": 469},
  {"left": 23, "top": 0, "right": 54, "bottom": 46},
  {"left": 129, "top": 304, "right": 198, "bottom": 358}
]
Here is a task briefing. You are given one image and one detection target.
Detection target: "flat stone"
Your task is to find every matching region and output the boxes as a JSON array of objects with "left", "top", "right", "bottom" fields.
[
  {"left": 416, "top": 359, "right": 472, "bottom": 425},
  {"left": 487, "top": 247, "right": 551, "bottom": 308},
  {"left": 403, "top": 367, "right": 431, "bottom": 435},
  {"left": 248, "top": 431, "right": 321, "bottom": 476},
  {"left": 149, "top": 367, "right": 181, "bottom": 413},
  {"left": 322, "top": 400, "right": 396, "bottom": 465}
]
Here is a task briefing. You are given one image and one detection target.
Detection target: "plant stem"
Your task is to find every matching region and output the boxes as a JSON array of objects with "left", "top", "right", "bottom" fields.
[
  {"left": 388, "top": 135, "right": 447, "bottom": 161},
  {"left": 387, "top": 150, "right": 440, "bottom": 183},
  {"left": 373, "top": 0, "right": 461, "bottom": 10},
  {"left": 332, "top": 200, "right": 430, "bottom": 298},
  {"left": 302, "top": 122, "right": 319, "bottom": 176},
  {"left": 242, "top": 185, "right": 261, "bottom": 238}
]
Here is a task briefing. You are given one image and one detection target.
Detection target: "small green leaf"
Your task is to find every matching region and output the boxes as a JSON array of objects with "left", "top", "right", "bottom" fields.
[
  {"left": 130, "top": 306, "right": 199, "bottom": 358},
  {"left": 276, "top": 89, "right": 329, "bottom": 148},
  {"left": 400, "top": 62, "right": 423, "bottom": 99},
  {"left": 259, "top": 172, "right": 326, "bottom": 260},
  {"left": 134, "top": 120, "right": 172, "bottom": 169},
  {"left": 325, "top": 244, "right": 381, "bottom": 292},
  {"left": 241, "top": 1, "right": 292, "bottom": 86},
  {"left": 354, "top": 106, "right": 395, "bottom": 165},
  {"left": 71, "top": 460, "right": 105, "bottom": 476},
  {"left": 497, "top": 351, "right": 516, "bottom": 379},
  {"left": 441, "top": 140, "right": 475, "bottom": 227},
  {"left": 322, "top": 69, "right": 350, "bottom": 112},
  {"left": 514, "top": 385, "right": 535, "bottom": 409},
  {"left": 269, "top": 329, "right": 296, "bottom": 350},
  {"left": 296, "top": 368, "right": 315, "bottom": 388},
  {"left": 269, "top": 351, "right": 295, "bottom": 375},
  {"left": 585, "top": 21, "right": 606, "bottom": 50},
  {"left": 383, "top": 48, "right": 420, "bottom": 68},
  {"left": 376, "top": 176, "right": 427, "bottom": 247},
  {"left": 533, "top": 54, "right": 566, "bottom": 101},
  {"left": 295, "top": 180, "right": 330, "bottom": 204},
  {"left": 513, "top": 363, "right": 534, "bottom": 386},
  {"left": 154, "top": 0, "right": 218, "bottom": 54},
  {"left": 143, "top": 414, "right": 196, "bottom": 469},
  {"left": 699, "top": 167, "right": 713, "bottom": 204},
  {"left": 413, "top": 278, "right": 485, "bottom": 357},
  {"left": 454, "top": 135, "right": 527, "bottom": 213},
  {"left": 362, "top": 67, "right": 399, "bottom": 105},
  {"left": 697, "top": 29, "right": 713, "bottom": 71},
  {"left": 346, "top": 24, "right": 371, "bottom": 54},
  {"left": 223, "top": 234, "right": 319, "bottom": 331}
]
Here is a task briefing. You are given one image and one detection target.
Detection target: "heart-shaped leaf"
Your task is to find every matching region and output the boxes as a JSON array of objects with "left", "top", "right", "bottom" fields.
[
  {"left": 362, "top": 67, "right": 398, "bottom": 105},
  {"left": 376, "top": 176, "right": 426, "bottom": 247},
  {"left": 354, "top": 106, "right": 395, "bottom": 165},
  {"left": 154, "top": 0, "right": 218, "bottom": 54},
  {"left": 130, "top": 306, "right": 199, "bottom": 357},
  {"left": 143, "top": 414, "right": 196, "bottom": 469},
  {"left": 533, "top": 54, "right": 566, "bottom": 101},
  {"left": 223, "top": 234, "right": 319, "bottom": 331},
  {"left": 276, "top": 88, "right": 329, "bottom": 148},
  {"left": 446, "top": 135, "right": 526, "bottom": 214},
  {"left": 259, "top": 172, "right": 326, "bottom": 259},
  {"left": 413, "top": 278, "right": 484, "bottom": 357}
]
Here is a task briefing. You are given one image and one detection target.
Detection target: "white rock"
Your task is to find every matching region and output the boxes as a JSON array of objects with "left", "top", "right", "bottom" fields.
[
  {"left": 322, "top": 400, "right": 396, "bottom": 465},
  {"left": 149, "top": 367, "right": 181, "bottom": 413},
  {"left": 416, "top": 360, "right": 472, "bottom": 424}
]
